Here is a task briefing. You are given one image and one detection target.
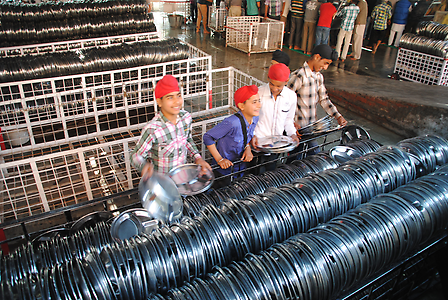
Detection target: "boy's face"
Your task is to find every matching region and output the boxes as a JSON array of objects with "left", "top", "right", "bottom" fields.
[
  {"left": 238, "top": 94, "right": 261, "bottom": 117},
  {"left": 312, "top": 55, "right": 332, "bottom": 72},
  {"left": 157, "top": 91, "right": 183, "bottom": 118},
  {"left": 268, "top": 79, "right": 286, "bottom": 98}
]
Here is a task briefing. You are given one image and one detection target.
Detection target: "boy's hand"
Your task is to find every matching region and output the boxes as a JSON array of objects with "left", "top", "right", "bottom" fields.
[
  {"left": 291, "top": 134, "right": 300, "bottom": 143},
  {"left": 250, "top": 136, "right": 259, "bottom": 150},
  {"left": 218, "top": 158, "right": 233, "bottom": 169},
  {"left": 336, "top": 115, "right": 348, "bottom": 126},
  {"left": 195, "top": 157, "right": 212, "bottom": 175},
  {"left": 141, "top": 162, "right": 154, "bottom": 180},
  {"left": 241, "top": 146, "right": 254, "bottom": 162}
]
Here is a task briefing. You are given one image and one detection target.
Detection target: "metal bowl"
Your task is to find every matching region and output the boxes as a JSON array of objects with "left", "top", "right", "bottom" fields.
[
  {"left": 110, "top": 208, "right": 160, "bottom": 242},
  {"left": 138, "top": 172, "right": 183, "bottom": 223},
  {"left": 168, "top": 164, "right": 214, "bottom": 196}
]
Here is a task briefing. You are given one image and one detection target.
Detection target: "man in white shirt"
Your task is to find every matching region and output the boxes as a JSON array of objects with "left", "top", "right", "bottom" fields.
[{"left": 252, "top": 63, "right": 299, "bottom": 172}]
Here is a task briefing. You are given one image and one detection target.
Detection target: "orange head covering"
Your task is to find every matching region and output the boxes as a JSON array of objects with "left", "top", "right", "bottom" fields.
[
  {"left": 155, "top": 75, "right": 180, "bottom": 99},
  {"left": 234, "top": 85, "right": 258, "bottom": 107},
  {"left": 268, "top": 63, "right": 290, "bottom": 82}
]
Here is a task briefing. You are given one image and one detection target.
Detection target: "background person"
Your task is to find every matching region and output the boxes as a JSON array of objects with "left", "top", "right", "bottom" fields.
[
  {"left": 302, "top": 0, "right": 321, "bottom": 54},
  {"left": 370, "top": 0, "right": 392, "bottom": 54},
  {"left": 315, "top": 0, "right": 337, "bottom": 45},
  {"left": 271, "top": 49, "right": 291, "bottom": 66},
  {"left": 350, "top": 0, "right": 368, "bottom": 60},
  {"left": 334, "top": 0, "right": 360, "bottom": 61},
  {"left": 388, "top": 0, "right": 412, "bottom": 47}
]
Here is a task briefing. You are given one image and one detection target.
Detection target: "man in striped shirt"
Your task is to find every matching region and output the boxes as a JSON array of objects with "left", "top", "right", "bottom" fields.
[
  {"left": 131, "top": 75, "right": 211, "bottom": 178},
  {"left": 334, "top": 0, "right": 360, "bottom": 61}
]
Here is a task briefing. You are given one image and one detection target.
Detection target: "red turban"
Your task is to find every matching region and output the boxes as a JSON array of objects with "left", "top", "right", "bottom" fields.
[
  {"left": 155, "top": 75, "right": 180, "bottom": 99},
  {"left": 234, "top": 85, "right": 258, "bottom": 107},
  {"left": 268, "top": 63, "right": 290, "bottom": 82}
]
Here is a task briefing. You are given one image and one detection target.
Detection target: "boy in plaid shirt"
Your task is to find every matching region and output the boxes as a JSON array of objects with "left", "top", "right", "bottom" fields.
[{"left": 131, "top": 75, "right": 211, "bottom": 178}]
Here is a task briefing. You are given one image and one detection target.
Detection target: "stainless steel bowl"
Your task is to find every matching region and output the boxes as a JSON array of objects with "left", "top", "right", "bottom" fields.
[{"left": 138, "top": 172, "right": 183, "bottom": 223}]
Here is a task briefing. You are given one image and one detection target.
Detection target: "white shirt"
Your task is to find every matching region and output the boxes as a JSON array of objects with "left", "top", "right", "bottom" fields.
[{"left": 254, "top": 83, "right": 297, "bottom": 138}]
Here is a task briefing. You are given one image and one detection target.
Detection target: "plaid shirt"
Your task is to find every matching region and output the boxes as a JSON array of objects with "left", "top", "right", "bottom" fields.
[
  {"left": 131, "top": 110, "right": 201, "bottom": 174},
  {"left": 371, "top": 3, "right": 392, "bottom": 30},
  {"left": 265, "top": 0, "right": 283, "bottom": 17},
  {"left": 336, "top": 3, "right": 360, "bottom": 31},
  {"left": 288, "top": 62, "right": 342, "bottom": 128}
]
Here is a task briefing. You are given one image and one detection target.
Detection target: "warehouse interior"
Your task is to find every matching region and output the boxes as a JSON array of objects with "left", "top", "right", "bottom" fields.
[{"left": 1, "top": 1, "right": 448, "bottom": 299}]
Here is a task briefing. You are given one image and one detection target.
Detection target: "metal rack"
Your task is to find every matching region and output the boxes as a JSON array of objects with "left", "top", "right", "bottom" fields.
[{"left": 209, "top": 6, "right": 228, "bottom": 36}]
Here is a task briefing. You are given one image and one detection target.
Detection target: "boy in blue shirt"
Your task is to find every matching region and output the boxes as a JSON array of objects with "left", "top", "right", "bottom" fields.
[{"left": 203, "top": 85, "right": 261, "bottom": 187}]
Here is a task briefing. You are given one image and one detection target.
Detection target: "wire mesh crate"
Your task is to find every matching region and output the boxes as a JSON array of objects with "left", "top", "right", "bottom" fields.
[
  {"left": 0, "top": 32, "right": 160, "bottom": 58},
  {"left": 394, "top": 48, "right": 448, "bottom": 86},
  {"left": 209, "top": 6, "right": 228, "bottom": 33},
  {"left": 0, "top": 67, "right": 263, "bottom": 223},
  {"left": 161, "top": 0, "right": 190, "bottom": 25},
  {"left": 225, "top": 16, "right": 284, "bottom": 55}
]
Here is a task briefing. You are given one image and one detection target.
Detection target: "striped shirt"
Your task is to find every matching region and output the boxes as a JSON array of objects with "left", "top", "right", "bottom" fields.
[
  {"left": 290, "top": 0, "right": 306, "bottom": 18},
  {"left": 130, "top": 110, "right": 201, "bottom": 174},
  {"left": 288, "top": 61, "right": 341, "bottom": 128},
  {"left": 336, "top": 3, "right": 360, "bottom": 31},
  {"left": 371, "top": 3, "right": 392, "bottom": 30}
]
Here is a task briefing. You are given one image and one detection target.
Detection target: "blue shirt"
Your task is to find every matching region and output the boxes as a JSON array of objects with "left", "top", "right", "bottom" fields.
[{"left": 203, "top": 111, "right": 258, "bottom": 175}]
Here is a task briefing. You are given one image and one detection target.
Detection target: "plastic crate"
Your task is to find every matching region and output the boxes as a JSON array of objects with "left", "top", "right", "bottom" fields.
[
  {"left": 225, "top": 16, "right": 284, "bottom": 55},
  {"left": 394, "top": 48, "right": 448, "bottom": 86},
  {"left": 0, "top": 67, "right": 263, "bottom": 222},
  {"left": 209, "top": 6, "right": 228, "bottom": 33},
  {"left": 0, "top": 32, "right": 160, "bottom": 58}
]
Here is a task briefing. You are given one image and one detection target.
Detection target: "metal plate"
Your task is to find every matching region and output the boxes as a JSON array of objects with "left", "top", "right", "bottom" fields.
[
  {"left": 168, "top": 164, "right": 214, "bottom": 196},
  {"left": 256, "top": 135, "right": 298, "bottom": 154},
  {"left": 110, "top": 209, "right": 160, "bottom": 242}
]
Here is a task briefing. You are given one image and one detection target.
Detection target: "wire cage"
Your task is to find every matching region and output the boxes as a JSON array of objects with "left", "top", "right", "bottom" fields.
[
  {"left": 225, "top": 16, "right": 284, "bottom": 55},
  {"left": 0, "top": 67, "right": 263, "bottom": 225},
  {"left": 0, "top": 32, "right": 160, "bottom": 58},
  {"left": 161, "top": 0, "right": 190, "bottom": 26},
  {"left": 209, "top": 6, "right": 228, "bottom": 33},
  {"left": 394, "top": 48, "right": 448, "bottom": 86}
]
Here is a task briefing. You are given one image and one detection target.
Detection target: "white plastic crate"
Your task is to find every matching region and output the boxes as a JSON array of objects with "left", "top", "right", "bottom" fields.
[
  {"left": 162, "top": 0, "right": 190, "bottom": 20},
  {"left": 0, "top": 32, "right": 160, "bottom": 58},
  {"left": 209, "top": 6, "right": 228, "bottom": 33},
  {"left": 394, "top": 48, "right": 448, "bottom": 86},
  {"left": 225, "top": 16, "right": 284, "bottom": 55},
  {"left": 0, "top": 67, "right": 263, "bottom": 222}
]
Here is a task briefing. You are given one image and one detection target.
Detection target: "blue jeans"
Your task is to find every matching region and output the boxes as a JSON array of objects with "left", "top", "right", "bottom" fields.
[{"left": 315, "top": 26, "right": 331, "bottom": 46}]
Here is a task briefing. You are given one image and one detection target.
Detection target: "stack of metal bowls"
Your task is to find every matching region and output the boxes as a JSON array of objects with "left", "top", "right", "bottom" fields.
[
  {"left": 0, "top": 0, "right": 155, "bottom": 47},
  {"left": 399, "top": 32, "right": 448, "bottom": 58},
  {"left": 0, "top": 38, "right": 190, "bottom": 83}
]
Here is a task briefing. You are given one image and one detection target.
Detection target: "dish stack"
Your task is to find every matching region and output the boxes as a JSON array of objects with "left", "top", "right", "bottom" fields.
[{"left": 394, "top": 21, "right": 448, "bottom": 86}]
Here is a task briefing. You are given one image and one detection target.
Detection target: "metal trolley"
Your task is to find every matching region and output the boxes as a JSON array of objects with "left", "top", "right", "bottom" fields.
[
  {"left": 225, "top": 16, "right": 284, "bottom": 55},
  {"left": 208, "top": 5, "right": 228, "bottom": 37}
]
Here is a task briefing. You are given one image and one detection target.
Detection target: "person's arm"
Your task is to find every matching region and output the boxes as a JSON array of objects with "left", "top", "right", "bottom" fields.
[
  {"left": 317, "top": 76, "right": 347, "bottom": 126},
  {"left": 186, "top": 118, "right": 212, "bottom": 173},
  {"left": 130, "top": 125, "right": 155, "bottom": 177},
  {"left": 285, "top": 92, "right": 300, "bottom": 142},
  {"left": 203, "top": 118, "right": 234, "bottom": 168},
  {"left": 264, "top": 0, "right": 269, "bottom": 17}
]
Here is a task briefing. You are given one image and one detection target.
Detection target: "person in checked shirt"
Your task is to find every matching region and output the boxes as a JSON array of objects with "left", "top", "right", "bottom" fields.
[
  {"left": 370, "top": 0, "right": 392, "bottom": 54},
  {"left": 334, "top": 0, "right": 360, "bottom": 62},
  {"left": 130, "top": 75, "right": 211, "bottom": 179},
  {"left": 288, "top": 44, "right": 348, "bottom": 158}
]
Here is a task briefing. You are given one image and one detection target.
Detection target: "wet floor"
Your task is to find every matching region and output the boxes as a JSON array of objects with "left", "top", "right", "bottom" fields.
[{"left": 153, "top": 12, "right": 405, "bottom": 146}]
